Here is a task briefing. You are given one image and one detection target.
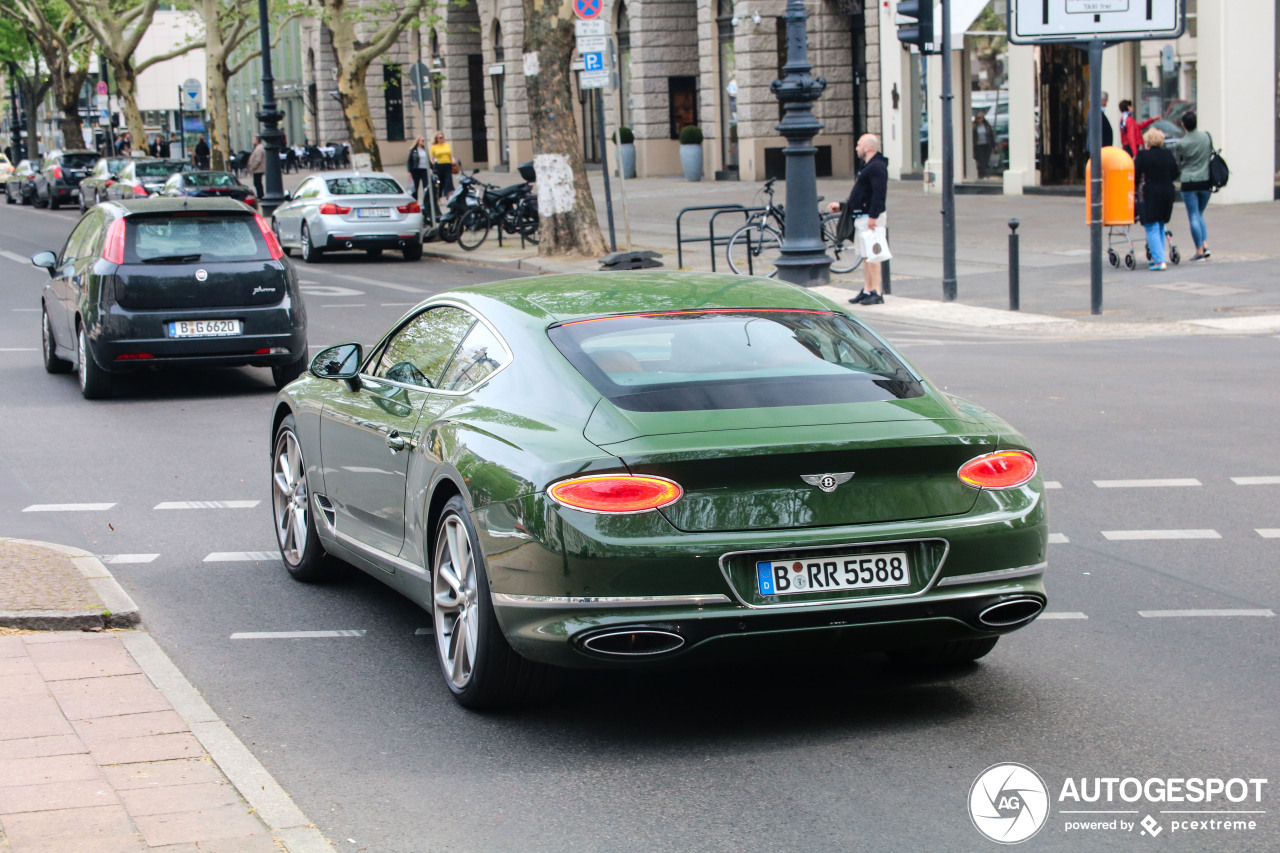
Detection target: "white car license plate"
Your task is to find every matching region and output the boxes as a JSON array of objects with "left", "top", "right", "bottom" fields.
[
  {"left": 757, "top": 551, "right": 910, "bottom": 596},
  {"left": 357, "top": 207, "right": 390, "bottom": 218},
  {"left": 168, "top": 319, "right": 242, "bottom": 338}
]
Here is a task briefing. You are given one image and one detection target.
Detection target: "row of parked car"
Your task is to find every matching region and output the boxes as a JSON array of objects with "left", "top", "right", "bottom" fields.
[{"left": 2, "top": 149, "right": 260, "bottom": 211}]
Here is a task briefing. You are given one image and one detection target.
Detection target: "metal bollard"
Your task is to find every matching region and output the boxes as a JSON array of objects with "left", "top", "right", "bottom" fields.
[{"left": 1008, "top": 218, "right": 1020, "bottom": 312}]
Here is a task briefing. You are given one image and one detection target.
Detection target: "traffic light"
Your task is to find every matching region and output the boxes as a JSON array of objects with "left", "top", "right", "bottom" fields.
[{"left": 896, "top": 0, "right": 936, "bottom": 53}]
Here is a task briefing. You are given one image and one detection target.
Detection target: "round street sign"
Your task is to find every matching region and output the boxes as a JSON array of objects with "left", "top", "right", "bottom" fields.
[
  {"left": 96, "top": 81, "right": 108, "bottom": 96},
  {"left": 573, "top": 0, "right": 602, "bottom": 20}
]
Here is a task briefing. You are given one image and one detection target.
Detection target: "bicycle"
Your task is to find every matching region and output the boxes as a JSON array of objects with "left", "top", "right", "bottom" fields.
[
  {"left": 725, "top": 177, "right": 862, "bottom": 277},
  {"left": 457, "top": 178, "right": 539, "bottom": 251}
]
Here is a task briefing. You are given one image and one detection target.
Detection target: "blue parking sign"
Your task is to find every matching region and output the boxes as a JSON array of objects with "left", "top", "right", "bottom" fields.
[{"left": 583, "top": 52, "right": 604, "bottom": 72}]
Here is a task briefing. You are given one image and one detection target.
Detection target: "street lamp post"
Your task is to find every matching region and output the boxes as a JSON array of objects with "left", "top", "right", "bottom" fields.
[
  {"left": 770, "top": 0, "right": 831, "bottom": 287},
  {"left": 255, "top": 0, "right": 286, "bottom": 217}
]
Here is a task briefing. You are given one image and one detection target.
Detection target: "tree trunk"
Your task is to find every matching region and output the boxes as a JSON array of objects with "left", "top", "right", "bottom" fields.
[
  {"left": 207, "top": 64, "right": 231, "bottom": 171},
  {"left": 521, "top": 0, "right": 605, "bottom": 257},
  {"left": 55, "top": 67, "right": 88, "bottom": 150},
  {"left": 22, "top": 77, "right": 43, "bottom": 157},
  {"left": 328, "top": 11, "right": 382, "bottom": 171},
  {"left": 112, "top": 60, "right": 146, "bottom": 152}
]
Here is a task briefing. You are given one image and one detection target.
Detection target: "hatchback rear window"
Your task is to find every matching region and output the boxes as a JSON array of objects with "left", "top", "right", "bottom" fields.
[
  {"left": 124, "top": 215, "right": 270, "bottom": 263},
  {"left": 185, "top": 172, "right": 239, "bottom": 187},
  {"left": 548, "top": 310, "right": 923, "bottom": 412},
  {"left": 61, "top": 153, "right": 99, "bottom": 169},
  {"left": 326, "top": 177, "right": 402, "bottom": 195},
  {"left": 136, "top": 161, "right": 191, "bottom": 178}
]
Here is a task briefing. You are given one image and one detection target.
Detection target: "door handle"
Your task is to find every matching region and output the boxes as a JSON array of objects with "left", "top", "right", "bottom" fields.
[{"left": 386, "top": 431, "right": 408, "bottom": 453}]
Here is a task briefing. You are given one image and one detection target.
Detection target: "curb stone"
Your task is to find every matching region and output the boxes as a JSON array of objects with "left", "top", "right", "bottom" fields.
[{"left": 0, "top": 537, "right": 140, "bottom": 629}]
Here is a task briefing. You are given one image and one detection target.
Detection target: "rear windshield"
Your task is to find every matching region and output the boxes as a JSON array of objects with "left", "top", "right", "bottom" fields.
[
  {"left": 136, "top": 161, "right": 192, "bottom": 178},
  {"left": 185, "top": 172, "right": 239, "bottom": 187},
  {"left": 60, "top": 153, "right": 98, "bottom": 169},
  {"left": 124, "top": 215, "right": 270, "bottom": 263},
  {"left": 107, "top": 159, "right": 129, "bottom": 173},
  {"left": 548, "top": 310, "right": 923, "bottom": 412},
  {"left": 325, "top": 177, "right": 402, "bottom": 196}
]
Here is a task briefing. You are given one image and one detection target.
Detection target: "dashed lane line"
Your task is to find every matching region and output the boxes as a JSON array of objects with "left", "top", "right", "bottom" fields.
[
  {"left": 101, "top": 554, "right": 160, "bottom": 564},
  {"left": 1258, "top": 529, "right": 1280, "bottom": 538},
  {"left": 0, "top": 348, "right": 38, "bottom": 352},
  {"left": 1044, "top": 481, "right": 1062, "bottom": 489},
  {"left": 155, "top": 501, "right": 260, "bottom": 510},
  {"left": 23, "top": 503, "right": 116, "bottom": 512},
  {"left": 320, "top": 272, "right": 427, "bottom": 294},
  {"left": 1139, "top": 610, "right": 1274, "bottom": 618},
  {"left": 1094, "top": 479, "right": 1202, "bottom": 488},
  {"left": 1037, "top": 612, "right": 1088, "bottom": 620},
  {"left": 1102, "top": 529, "right": 1221, "bottom": 541},
  {"left": 1233, "top": 476, "right": 1280, "bottom": 485},
  {"left": 230, "top": 630, "right": 366, "bottom": 639},
  {"left": 204, "top": 551, "right": 278, "bottom": 562},
  {"left": 1048, "top": 533, "right": 1069, "bottom": 544},
  {"left": 0, "top": 249, "right": 33, "bottom": 264}
]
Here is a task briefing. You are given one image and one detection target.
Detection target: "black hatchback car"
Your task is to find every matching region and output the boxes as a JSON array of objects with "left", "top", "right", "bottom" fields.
[
  {"left": 35, "top": 150, "right": 100, "bottom": 209},
  {"left": 159, "top": 171, "right": 257, "bottom": 208},
  {"left": 32, "top": 198, "right": 308, "bottom": 399}
]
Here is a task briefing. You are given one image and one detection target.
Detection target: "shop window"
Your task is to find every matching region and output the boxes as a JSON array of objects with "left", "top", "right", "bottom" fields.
[{"left": 668, "top": 76, "right": 698, "bottom": 139}]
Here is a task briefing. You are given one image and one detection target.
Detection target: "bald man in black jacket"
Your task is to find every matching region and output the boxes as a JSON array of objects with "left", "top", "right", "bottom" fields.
[{"left": 828, "top": 133, "right": 888, "bottom": 305}]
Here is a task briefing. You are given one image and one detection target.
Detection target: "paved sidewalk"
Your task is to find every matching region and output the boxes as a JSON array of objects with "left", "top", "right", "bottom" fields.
[{"left": 0, "top": 539, "right": 333, "bottom": 853}]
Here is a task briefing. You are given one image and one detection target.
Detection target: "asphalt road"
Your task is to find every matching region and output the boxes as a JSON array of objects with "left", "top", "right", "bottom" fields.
[{"left": 1, "top": 200, "right": 1277, "bottom": 852}]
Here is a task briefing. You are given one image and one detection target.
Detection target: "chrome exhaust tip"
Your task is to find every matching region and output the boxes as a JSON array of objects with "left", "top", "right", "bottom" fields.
[
  {"left": 344, "top": 240, "right": 353, "bottom": 249},
  {"left": 579, "top": 628, "right": 685, "bottom": 658},
  {"left": 978, "top": 597, "right": 1045, "bottom": 628}
]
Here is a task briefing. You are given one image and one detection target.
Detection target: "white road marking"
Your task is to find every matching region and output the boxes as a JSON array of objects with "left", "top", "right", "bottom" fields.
[
  {"left": 1094, "top": 478, "right": 1202, "bottom": 488},
  {"left": 414, "top": 628, "right": 431, "bottom": 635},
  {"left": 1233, "top": 476, "right": 1280, "bottom": 485},
  {"left": 204, "top": 551, "right": 278, "bottom": 562},
  {"left": 1048, "top": 533, "right": 1069, "bottom": 544},
  {"left": 0, "top": 249, "right": 32, "bottom": 264},
  {"left": 155, "top": 500, "right": 259, "bottom": 510},
  {"left": 1102, "top": 529, "right": 1221, "bottom": 540},
  {"left": 1139, "top": 609, "right": 1274, "bottom": 618},
  {"left": 102, "top": 554, "right": 160, "bottom": 564},
  {"left": 23, "top": 503, "right": 116, "bottom": 512},
  {"left": 321, "top": 304, "right": 367, "bottom": 308},
  {"left": 381, "top": 302, "right": 418, "bottom": 307},
  {"left": 230, "top": 630, "right": 366, "bottom": 639},
  {"left": 1037, "top": 612, "right": 1088, "bottom": 620},
  {"left": 1043, "top": 481, "right": 1062, "bottom": 489},
  {"left": 12, "top": 308, "right": 39, "bottom": 312},
  {"left": 0, "top": 348, "right": 38, "bottom": 352},
  {"left": 299, "top": 284, "right": 363, "bottom": 297},
  {"left": 323, "top": 272, "right": 426, "bottom": 293},
  {"left": 1257, "top": 529, "right": 1280, "bottom": 538}
]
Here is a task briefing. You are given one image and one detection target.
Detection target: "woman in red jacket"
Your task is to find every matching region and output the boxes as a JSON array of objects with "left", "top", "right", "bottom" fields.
[{"left": 1118, "top": 100, "right": 1161, "bottom": 157}]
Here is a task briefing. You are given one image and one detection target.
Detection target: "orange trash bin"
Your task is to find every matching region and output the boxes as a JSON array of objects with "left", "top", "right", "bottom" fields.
[{"left": 1085, "top": 146, "right": 1135, "bottom": 225}]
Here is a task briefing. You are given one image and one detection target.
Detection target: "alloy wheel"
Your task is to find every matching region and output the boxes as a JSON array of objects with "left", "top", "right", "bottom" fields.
[
  {"left": 433, "top": 514, "right": 480, "bottom": 690},
  {"left": 273, "top": 429, "right": 309, "bottom": 565}
]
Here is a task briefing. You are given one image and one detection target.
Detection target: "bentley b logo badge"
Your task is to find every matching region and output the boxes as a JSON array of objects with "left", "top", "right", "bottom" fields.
[{"left": 801, "top": 473, "right": 854, "bottom": 493}]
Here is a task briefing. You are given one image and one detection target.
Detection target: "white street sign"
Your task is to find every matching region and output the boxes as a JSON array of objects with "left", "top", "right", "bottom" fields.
[
  {"left": 181, "top": 77, "right": 202, "bottom": 111},
  {"left": 575, "top": 19, "right": 606, "bottom": 37},
  {"left": 96, "top": 94, "right": 108, "bottom": 109},
  {"left": 1010, "top": 0, "right": 1184, "bottom": 43},
  {"left": 579, "top": 69, "right": 611, "bottom": 90},
  {"left": 576, "top": 35, "right": 607, "bottom": 55}
]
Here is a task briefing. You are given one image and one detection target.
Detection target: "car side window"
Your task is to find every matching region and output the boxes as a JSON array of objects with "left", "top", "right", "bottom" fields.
[
  {"left": 439, "top": 320, "right": 508, "bottom": 392},
  {"left": 370, "top": 306, "right": 475, "bottom": 389},
  {"left": 295, "top": 179, "right": 319, "bottom": 200},
  {"left": 59, "top": 210, "right": 103, "bottom": 266}
]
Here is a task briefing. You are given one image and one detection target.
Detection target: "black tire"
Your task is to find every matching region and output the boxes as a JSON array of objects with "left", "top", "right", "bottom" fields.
[
  {"left": 458, "top": 209, "right": 490, "bottom": 251},
  {"left": 402, "top": 240, "right": 423, "bottom": 261},
  {"left": 726, "top": 221, "right": 783, "bottom": 277},
  {"left": 271, "top": 415, "right": 337, "bottom": 582},
  {"left": 1123, "top": 252, "right": 1136, "bottom": 271},
  {"left": 5, "top": 187, "right": 14, "bottom": 205},
  {"left": 30, "top": 189, "right": 43, "bottom": 208},
  {"left": 439, "top": 216, "right": 463, "bottom": 243},
  {"left": 365, "top": 247, "right": 383, "bottom": 258},
  {"left": 76, "top": 322, "right": 114, "bottom": 400},
  {"left": 890, "top": 637, "right": 999, "bottom": 668},
  {"left": 271, "top": 353, "right": 308, "bottom": 389},
  {"left": 48, "top": 194, "right": 59, "bottom": 210},
  {"left": 1107, "top": 249, "right": 1119, "bottom": 268},
  {"left": 300, "top": 224, "right": 323, "bottom": 263},
  {"left": 78, "top": 192, "right": 86, "bottom": 213},
  {"left": 431, "top": 496, "right": 557, "bottom": 709},
  {"left": 42, "top": 306, "right": 73, "bottom": 374},
  {"left": 1169, "top": 246, "right": 1181, "bottom": 265}
]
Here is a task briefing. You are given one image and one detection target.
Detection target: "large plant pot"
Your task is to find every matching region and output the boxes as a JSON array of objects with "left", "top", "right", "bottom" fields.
[
  {"left": 619, "top": 143, "right": 636, "bottom": 179},
  {"left": 680, "top": 144, "right": 703, "bottom": 181}
]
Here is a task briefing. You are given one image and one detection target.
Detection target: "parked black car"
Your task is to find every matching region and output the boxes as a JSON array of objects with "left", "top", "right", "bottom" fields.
[
  {"left": 34, "top": 150, "right": 99, "bottom": 209},
  {"left": 159, "top": 170, "right": 258, "bottom": 208},
  {"left": 32, "top": 198, "right": 308, "bottom": 399},
  {"left": 4, "top": 159, "right": 39, "bottom": 205},
  {"left": 79, "top": 157, "right": 131, "bottom": 211},
  {"left": 106, "top": 159, "right": 195, "bottom": 200}
]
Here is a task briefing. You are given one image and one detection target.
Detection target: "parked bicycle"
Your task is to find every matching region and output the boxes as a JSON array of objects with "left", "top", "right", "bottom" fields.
[
  {"left": 455, "top": 170, "right": 539, "bottom": 251},
  {"left": 725, "top": 177, "right": 861, "bottom": 277}
]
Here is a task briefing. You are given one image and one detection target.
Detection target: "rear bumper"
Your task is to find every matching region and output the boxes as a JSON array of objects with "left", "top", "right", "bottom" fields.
[{"left": 322, "top": 233, "right": 422, "bottom": 251}]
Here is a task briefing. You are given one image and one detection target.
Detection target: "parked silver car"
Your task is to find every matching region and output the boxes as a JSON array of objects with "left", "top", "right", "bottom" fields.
[{"left": 270, "top": 171, "right": 424, "bottom": 262}]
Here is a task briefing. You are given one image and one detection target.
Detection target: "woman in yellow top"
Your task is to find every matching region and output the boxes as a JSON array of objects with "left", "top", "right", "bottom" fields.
[{"left": 430, "top": 132, "right": 455, "bottom": 198}]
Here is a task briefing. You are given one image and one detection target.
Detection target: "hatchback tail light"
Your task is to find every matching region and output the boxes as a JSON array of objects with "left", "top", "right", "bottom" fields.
[
  {"left": 133, "top": 185, "right": 148, "bottom": 198},
  {"left": 319, "top": 202, "right": 351, "bottom": 215},
  {"left": 104, "top": 179, "right": 115, "bottom": 188},
  {"left": 244, "top": 195, "right": 257, "bottom": 207},
  {"left": 102, "top": 218, "right": 126, "bottom": 264},
  {"left": 253, "top": 213, "right": 285, "bottom": 260},
  {"left": 397, "top": 201, "right": 421, "bottom": 214},
  {"left": 548, "top": 475, "right": 683, "bottom": 514},
  {"left": 958, "top": 451, "right": 1038, "bottom": 490},
  {"left": 53, "top": 166, "right": 64, "bottom": 179}
]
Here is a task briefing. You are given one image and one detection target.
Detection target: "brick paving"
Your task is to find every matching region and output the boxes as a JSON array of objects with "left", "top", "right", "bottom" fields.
[{"left": 0, "top": 541, "right": 101, "bottom": 613}]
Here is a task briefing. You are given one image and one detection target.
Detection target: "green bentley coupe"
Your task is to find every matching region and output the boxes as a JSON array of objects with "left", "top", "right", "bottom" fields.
[{"left": 270, "top": 273, "right": 1047, "bottom": 708}]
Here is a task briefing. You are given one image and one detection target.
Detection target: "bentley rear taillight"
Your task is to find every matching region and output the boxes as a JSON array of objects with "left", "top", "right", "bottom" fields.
[
  {"left": 958, "top": 451, "right": 1038, "bottom": 490},
  {"left": 548, "top": 475, "right": 683, "bottom": 514}
]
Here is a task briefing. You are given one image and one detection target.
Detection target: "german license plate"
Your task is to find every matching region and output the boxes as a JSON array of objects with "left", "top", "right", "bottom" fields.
[
  {"left": 168, "top": 319, "right": 242, "bottom": 338},
  {"left": 357, "top": 207, "right": 389, "bottom": 218},
  {"left": 757, "top": 551, "right": 910, "bottom": 596}
]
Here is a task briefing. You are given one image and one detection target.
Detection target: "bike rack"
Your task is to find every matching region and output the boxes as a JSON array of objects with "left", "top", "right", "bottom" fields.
[{"left": 675, "top": 204, "right": 761, "bottom": 271}]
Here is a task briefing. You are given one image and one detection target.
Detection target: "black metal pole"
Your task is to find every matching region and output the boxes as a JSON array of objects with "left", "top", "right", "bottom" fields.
[
  {"left": 100, "top": 53, "right": 114, "bottom": 158},
  {"left": 7, "top": 70, "right": 21, "bottom": 160},
  {"left": 176, "top": 85, "right": 183, "bottom": 161},
  {"left": 940, "top": 0, "right": 957, "bottom": 301},
  {"left": 1088, "top": 39, "right": 1104, "bottom": 315},
  {"left": 594, "top": 87, "right": 616, "bottom": 252},
  {"left": 771, "top": 0, "right": 830, "bottom": 286},
  {"left": 255, "top": 0, "right": 286, "bottom": 216},
  {"left": 1008, "top": 218, "right": 1020, "bottom": 311}
]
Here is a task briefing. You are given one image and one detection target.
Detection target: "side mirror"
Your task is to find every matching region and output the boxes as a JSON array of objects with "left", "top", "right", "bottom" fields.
[
  {"left": 31, "top": 251, "right": 57, "bottom": 276},
  {"left": 281, "top": 192, "right": 291, "bottom": 201},
  {"left": 310, "top": 342, "right": 363, "bottom": 390}
]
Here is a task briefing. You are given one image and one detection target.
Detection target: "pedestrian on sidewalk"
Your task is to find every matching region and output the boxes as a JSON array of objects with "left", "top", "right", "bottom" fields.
[
  {"left": 828, "top": 133, "right": 888, "bottom": 305},
  {"left": 247, "top": 136, "right": 266, "bottom": 199},
  {"left": 430, "top": 131, "right": 455, "bottom": 199},
  {"left": 1099, "top": 91, "right": 1114, "bottom": 148},
  {"left": 973, "top": 112, "right": 995, "bottom": 178},
  {"left": 407, "top": 136, "right": 430, "bottom": 203},
  {"left": 1173, "top": 111, "right": 1212, "bottom": 261},
  {"left": 1134, "top": 126, "right": 1178, "bottom": 271},
  {"left": 1118, "top": 99, "right": 1160, "bottom": 157}
]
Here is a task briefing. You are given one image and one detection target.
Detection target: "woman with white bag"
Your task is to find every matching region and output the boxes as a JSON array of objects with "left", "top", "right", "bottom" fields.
[{"left": 828, "top": 134, "right": 889, "bottom": 305}]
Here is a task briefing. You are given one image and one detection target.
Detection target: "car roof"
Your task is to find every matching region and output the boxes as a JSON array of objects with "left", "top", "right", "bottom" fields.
[
  {"left": 312, "top": 170, "right": 398, "bottom": 181},
  {"left": 446, "top": 272, "right": 840, "bottom": 323},
  {"left": 106, "top": 197, "right": 257, "bottom": 216}
]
